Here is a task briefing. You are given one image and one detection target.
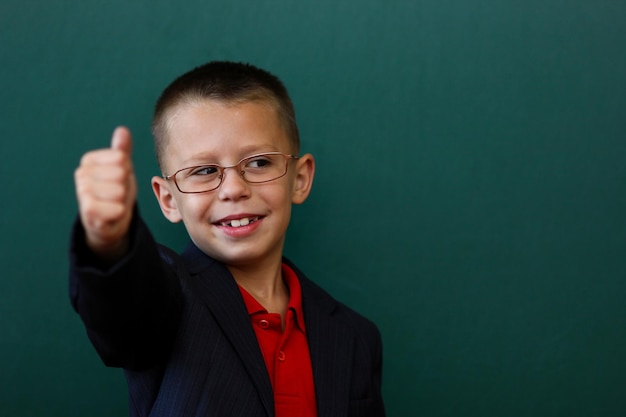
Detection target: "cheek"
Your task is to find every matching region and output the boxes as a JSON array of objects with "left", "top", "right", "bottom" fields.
[
  {"left": 176, "top": 195, "right": 212, "bottom": 220},
  {"left": 265, "top": 182, "right": 294, "bottom": 207},
  {"left": 267, "top": 188, "right": 294, "bottom": 228}
]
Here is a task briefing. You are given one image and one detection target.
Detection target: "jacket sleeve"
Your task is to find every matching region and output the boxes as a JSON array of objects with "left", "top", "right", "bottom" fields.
[{"left": 69, "top": 209, "right": 184, "bottom": 371}]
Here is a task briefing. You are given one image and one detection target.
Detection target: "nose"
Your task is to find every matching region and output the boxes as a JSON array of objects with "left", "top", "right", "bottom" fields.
[{"left": 217, "top": 166, "right": 251, "bottom": 201}]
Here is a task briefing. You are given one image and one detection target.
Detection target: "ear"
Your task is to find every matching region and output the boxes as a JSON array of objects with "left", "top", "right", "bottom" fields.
[
  {"left": 151, "top": 176, "right": 183, "bottom": 223},
  {"left": 291, "top": 153, "right": 315, "bottom": 204}
]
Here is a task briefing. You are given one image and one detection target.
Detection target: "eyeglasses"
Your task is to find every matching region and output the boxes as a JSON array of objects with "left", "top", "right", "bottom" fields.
[{"left": 164, "top": 152, "right": 299, "bottom": 194}]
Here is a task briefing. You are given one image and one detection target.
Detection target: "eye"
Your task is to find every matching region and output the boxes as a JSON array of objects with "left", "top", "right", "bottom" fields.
[
  {"left": 245, "top": 155, "right": 274, "bottom": 169},
  {"left": 189, "top": 165, "right": 219, "bottom": 176}
]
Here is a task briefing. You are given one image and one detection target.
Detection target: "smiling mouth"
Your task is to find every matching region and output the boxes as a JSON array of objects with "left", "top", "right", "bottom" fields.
[{"left": 219, "top": 216, "right": 261, "bottom": 228}]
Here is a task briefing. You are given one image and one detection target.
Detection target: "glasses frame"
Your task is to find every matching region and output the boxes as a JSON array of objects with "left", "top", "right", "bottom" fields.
[{"left": 163, "top": 152, "right": 299, "bottom": 194}]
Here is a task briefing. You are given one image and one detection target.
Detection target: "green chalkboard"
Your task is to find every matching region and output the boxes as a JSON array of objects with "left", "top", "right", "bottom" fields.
[{"left": 1, "top": 1, "right": 625, "bottom": 415}]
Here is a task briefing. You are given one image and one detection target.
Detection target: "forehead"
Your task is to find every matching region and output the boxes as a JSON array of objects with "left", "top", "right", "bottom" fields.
[{"left": 162, "top": 99, "right": 292, "bottom": 170}]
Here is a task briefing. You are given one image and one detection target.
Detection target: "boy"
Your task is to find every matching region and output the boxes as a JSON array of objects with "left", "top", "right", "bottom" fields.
[{"left": 70, "top": 61, "right": 385, "bottom": 417}]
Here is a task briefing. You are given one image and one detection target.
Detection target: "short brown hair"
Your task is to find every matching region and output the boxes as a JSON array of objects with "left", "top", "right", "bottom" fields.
[{"left": 152, "top": 61, "right": 300, "bottom": 169}]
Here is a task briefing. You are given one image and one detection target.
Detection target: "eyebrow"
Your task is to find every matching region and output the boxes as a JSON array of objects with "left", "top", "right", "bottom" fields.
[{"left": 180, "top": 144, "right": 284, "bottom": 167}]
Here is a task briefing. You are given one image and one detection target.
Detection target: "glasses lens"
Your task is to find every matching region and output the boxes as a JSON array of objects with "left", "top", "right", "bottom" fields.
[
  {"left": 176, "top": 165, "right": 222, "bottom": 193},
  {"left": 241, "top": 153, "right": 287, "bottom": 183},
  {"left": 171, "top": 153, "right": 290, "bottom": 193}
]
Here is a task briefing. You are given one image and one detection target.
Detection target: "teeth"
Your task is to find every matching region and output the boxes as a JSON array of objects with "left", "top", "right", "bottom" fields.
[{"left": 223, "top": 217, "right": 254, "bottom": 227}]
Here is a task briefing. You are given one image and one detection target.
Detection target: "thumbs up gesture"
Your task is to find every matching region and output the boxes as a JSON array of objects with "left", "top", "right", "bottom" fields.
[{"left": 74, "top": 127, "right": 138, "bottom": 259}]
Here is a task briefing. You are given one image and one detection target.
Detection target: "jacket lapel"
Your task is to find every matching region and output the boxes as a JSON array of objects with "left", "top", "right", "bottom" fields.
[
  {"left": 292, "top": 261, "right": 355, "bottom": 417},
  {"left": 182, "top": 243, "right": 274, "bottom": 417}
]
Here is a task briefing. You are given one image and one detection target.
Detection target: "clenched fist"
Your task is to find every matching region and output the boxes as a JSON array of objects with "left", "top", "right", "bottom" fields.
[{"left": 74, "top": 127, "right": 137, "bottom": 260}]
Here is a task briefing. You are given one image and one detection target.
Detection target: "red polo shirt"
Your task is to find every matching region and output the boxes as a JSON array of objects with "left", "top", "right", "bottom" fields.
[{"left": 238, "top": 264, "right": 318, "bottom": 417}]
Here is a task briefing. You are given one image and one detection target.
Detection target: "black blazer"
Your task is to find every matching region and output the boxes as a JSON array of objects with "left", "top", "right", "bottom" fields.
[{"left": 70, "top": 215, "right": 385, "bottom": 417}]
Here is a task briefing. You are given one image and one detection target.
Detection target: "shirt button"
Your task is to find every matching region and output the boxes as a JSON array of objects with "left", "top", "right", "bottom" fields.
[
  {"left": 278, "top": 351, "right": 286, "bottom": 361},
  {"left": 258, "top": 319, "right": 270, "bottom": 329}
]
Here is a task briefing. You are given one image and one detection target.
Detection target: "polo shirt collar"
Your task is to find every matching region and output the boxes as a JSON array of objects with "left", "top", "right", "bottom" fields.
[{"left": 237, "top": 263, "right": 306, "bottom": 334}]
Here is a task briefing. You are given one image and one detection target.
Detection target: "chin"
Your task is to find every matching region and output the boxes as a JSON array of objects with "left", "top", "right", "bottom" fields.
[{"left": 198, "top": 245, "right": 264, "bottom": 267}]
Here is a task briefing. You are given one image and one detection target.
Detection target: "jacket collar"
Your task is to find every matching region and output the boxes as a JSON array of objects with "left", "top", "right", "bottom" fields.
[
  {"left": 181, "top": 242, "right": 274, "bottom": 416},
  {"left": 181, "top": 242, "right": 355, "bottom": 417}
]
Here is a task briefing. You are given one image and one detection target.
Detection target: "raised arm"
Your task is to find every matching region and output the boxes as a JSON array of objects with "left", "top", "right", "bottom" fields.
[{"left": 70, "top": 127, "right": 183, "bottom": 370}]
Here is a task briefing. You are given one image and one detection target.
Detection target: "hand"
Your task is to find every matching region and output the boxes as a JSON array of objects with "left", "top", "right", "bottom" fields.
[{"left": 74, "top": 127, "right": 137, "bottom": 259}]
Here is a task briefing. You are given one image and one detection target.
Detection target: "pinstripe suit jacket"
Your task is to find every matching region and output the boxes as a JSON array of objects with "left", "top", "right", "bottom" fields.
[{"left": 70, "top": 215, "right": 385, "bottom": 417}]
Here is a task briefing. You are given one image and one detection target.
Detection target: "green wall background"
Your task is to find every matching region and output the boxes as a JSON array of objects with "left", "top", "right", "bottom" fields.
[{"left": 1, "top": 1, "right": 625, "bottom": 415}]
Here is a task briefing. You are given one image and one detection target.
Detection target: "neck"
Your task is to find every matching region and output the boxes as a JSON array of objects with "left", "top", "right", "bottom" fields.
[{"left": 228, "top": 258, "right": 289, "bottom": 317}]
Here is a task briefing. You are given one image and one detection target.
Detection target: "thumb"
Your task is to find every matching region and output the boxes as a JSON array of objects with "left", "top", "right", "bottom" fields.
[{"left": 110, "top": 126, "right": 133, "bottom": 155}]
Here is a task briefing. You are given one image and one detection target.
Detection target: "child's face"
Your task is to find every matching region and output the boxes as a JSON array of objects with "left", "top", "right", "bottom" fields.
[{"left": 151, "top": 99, "right": 314, "bottom": 268}]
